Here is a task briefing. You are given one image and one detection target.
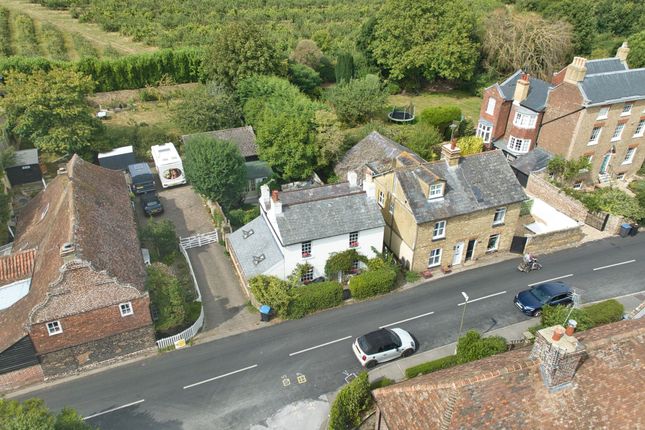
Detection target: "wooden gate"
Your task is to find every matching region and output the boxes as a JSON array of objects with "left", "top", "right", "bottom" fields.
[
  {"left": 510, "top": 236, "right": 527, "bottom": 254},
  {"left": 585, "top": 211, "right": 609, "bottom": 231}
]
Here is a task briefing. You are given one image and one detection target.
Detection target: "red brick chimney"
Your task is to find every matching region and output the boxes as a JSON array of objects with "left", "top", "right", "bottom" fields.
[{"left": 530, "top": 325, "right": 586, "bottom": 391}]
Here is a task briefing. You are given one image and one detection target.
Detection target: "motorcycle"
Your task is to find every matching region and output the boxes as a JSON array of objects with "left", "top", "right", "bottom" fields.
[{"left": 517, "top": 257, "right": 542, "bottom": 273}]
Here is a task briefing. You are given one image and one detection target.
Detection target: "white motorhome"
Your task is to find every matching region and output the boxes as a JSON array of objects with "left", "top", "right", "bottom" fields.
[{"left": 151, "top": 143, "right": 186, "bottom": 188}]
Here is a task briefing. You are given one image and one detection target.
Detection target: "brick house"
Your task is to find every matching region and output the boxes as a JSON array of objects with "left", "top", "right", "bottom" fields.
[
  {"left": 366, "top": 140, "right": 527, "bottom": 273},
  {"left": 479, "top": 43, "right": 645, "bottom": 185},
  {"left": 0, "top": 155, "right": 154, "bottom": 390},
  {"left": 372, "top": 318, "right": 645, "bottom": 429}
]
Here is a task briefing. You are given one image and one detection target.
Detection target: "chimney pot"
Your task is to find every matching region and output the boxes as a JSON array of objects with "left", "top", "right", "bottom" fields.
[
  {"left": 565, "top": 320, "right": 577, "bottom": 336},
  {"left": 450, "top": 137, "right": 457, "bottom": 150},
  {"left": 552, "top": 326, "right": 565, "bottom": 341},
  {"left": 271, "top": 190, "right": 279, "bottom": 202}
]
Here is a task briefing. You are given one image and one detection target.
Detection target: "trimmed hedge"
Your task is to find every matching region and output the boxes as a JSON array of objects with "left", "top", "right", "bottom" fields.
[
  {"left": 349, "top": 268, "right": 397, "bottom": 300},
  {"left": 419, "top": 105, "right": 462, "bottom": 137},
  {"left": 456, "top": 330, "right": 507, "bottom": 364},
  {"left": 541, "top": 305, "right": 594, "bottom": 331},
  {"left": 328, "top": 372, "right": 371, "bottom": 430},
  {"left": 287, "top": 281, "right": 343, "bottom": 319},
  {"left": 584, "top": 299, "right": 624, "bottom": 326},
  {"left": 405, "top": 355, "right": 458, "bottom": 378}
]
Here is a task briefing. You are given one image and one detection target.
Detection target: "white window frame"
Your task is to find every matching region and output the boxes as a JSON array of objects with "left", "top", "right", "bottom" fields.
[
  {"left": 486, "top": 234, "right": 500, "bottom": 252},
  {"left": 301, "top": 267, "right": 314, "bottom": 283},
  {"left": 476, "top": 123, "right": 492, "bottom": 144},
  {"left": 433, "top": 220, "right": 446, "bottom": 240},
  {"left": 427, "top": 248, "right": 442, "bottom": 268},
  {"left": 588, "top": 127, "right": 602, "bottom": 145},
  {"left": 378, "top": 191, "right": 385, "bottom": 207},
  {"left": 119, "top": 302, "right": 133, "bottom": 317},
  {"left": 507, "top": 136, "right": 531, "bottom": 153},
  {"left": 573, "top": 181, "right": 583, "bottom": 190},
  {"left": 621, "top": 104, "right": 632, "bottom": 116},
  {"left": 634, "top": 120, "right": 645, "bottom": 138},
  {"left": 622, "top": 147, "right": 637, "bottom": 165},
  {"left": 513, "top": 112, "right": 537, "bottom": 129},
  {"left": 428, "top": 183, "right": 444, "bottom": 199},
  {"left": 47, "top": 321, "right": 63, "bottom": 336},
  {"left": 301, "top": 241, "right": 312, "bottom": 258},
  {"left": 596, "top": 106, "right": 609, "bottom": 120},
  {"left": 616, "top": 173, "right": 626, "bottom": 181},
  {"left": 611, "top": 124, "right": 625, "bottom": 141},
  {"left": 486, "top": 98, "right": 496, "bottom": 115},
  {"left": 493, "top": 207, "right": 507, "bottom": 226},
  {"left": 349, "top": 231, "right": 359, "bottom": 248}
]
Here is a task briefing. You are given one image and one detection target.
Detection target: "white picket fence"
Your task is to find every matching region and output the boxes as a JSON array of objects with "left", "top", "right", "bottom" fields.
[
  {"left": 180, "top": 231, "right": 219, "bottom": 249},
  {"left": 155, "top": 244, "right": 204, "bottom": 349}
]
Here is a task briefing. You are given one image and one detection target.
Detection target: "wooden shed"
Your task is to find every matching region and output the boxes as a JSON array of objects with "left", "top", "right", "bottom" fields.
[{"left": 4, "top": 149, "right": 42, "bottom": 186}]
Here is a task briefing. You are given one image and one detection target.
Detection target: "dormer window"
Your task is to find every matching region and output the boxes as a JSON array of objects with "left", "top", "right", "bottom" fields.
[{"left": 428, "top": 183, "right": 444, "bottom": 200}]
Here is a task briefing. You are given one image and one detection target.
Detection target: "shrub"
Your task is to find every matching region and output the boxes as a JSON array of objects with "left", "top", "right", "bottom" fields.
[
  {"left": 139, "top": 219, "right": 179, "bottom": 264},
  {"left": 370, "top": 377, "right": 395, "bottom": 390},
  {"left": 290, "top": 39, "right": 323, "bottom": 70},
  {"left": 249, "top": 275, "right": 292, "bottom": 318},
  {"left": 327, "top": 74, "right": 388, "bottom": 126},
  {"left": 0, "top": 8, "right": 12, "bottom": 57},
  {"left": 287, "top": 62, "right": 322, "bottom": 96},
  {"left": 405, "top": 355, "right": 458, "bottom": 378},
  {"left": 419, "top": 106, "right": 462, "bottom": 138},
  {"left": 228, "top": 206, "right": 260, "bottom": 229},
  {"left": 146, "top": 263, "right": 188, "bottom": 332},
  {"left": 584, "top": 300, "right": 624, "bottom": 326},
  {"left": 455, "top": 330, "right": 507, "bottom": 364},
  {"left": 349, "top": 268, "right": 397, "bottom": 300},
  {"left": 541, "top": 305, "right": 594, "bottom": 331},
  {"left": 325, "top": 249, "right": 367, "bottom": 278},
  {"left": 398, "top": 123, "right": 443, "bottom": 161},
  {"left": 287, "top": 281, "right": 343, "bottom": 319},
  {"left": 335, "top": 52, "right": 355, "bottom": 84},
  {"left": 405, "top": 271, "right": 421, "bottom": 283},
  {"left": 328, "top": 372, "right": 371, "bottom": 430}
]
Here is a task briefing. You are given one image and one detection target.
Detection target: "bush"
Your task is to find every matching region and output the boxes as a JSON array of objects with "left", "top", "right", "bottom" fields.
[
  {"left": 327, "top": 74, "right": 388, "bottom": 126},
  {"left": 249, "top": 275, "right": 292, "bottom": 318},
  {"left": 398, "top": 123, "right": 444, "bottom": 161},
  {"left": 139, "top": 219, "right": 179, "bottom": 264},
  {"left": 419, "top": 106, "right": 462, "bottom": 138},
  {"left": 287, "top": 62, "right": 322, "bottom": 96},
  {"left": 584, "top": 299, "right": 624, "bottom": 326},
  {"left": 328, "top": 372, "right": 371, "bottom": 430},
  {"left": 349, "top": 268, "right": 397, "bottom": 300},
  {"left": 335, "top": 52, "right": 355, "bottom": 84},
  {"left": 325, "top": 249, "right": 367, "bottom": 278},
  {"left": 405, "top": 271, "right": 421, "bottom": 283},
  {"left": 228, "top": 206, "right": 260, "bottom": 229},
  {"left": 146, "top": 263, "right": 188, "bottom": 332},
  {"left": 455, "top": 330, "right": 507, "bottom": 364},
  {"left": 287, "top": 281, "right": 343, "bottom": 319},
  {"left": 541, "top": 305, "right": 594, "bottom": 331},
  {"left": 370, "top": 377, "right": 395, "bottom": 390},
  {"left": 405, "top": 355, "right": 458, "bottom": 378}
]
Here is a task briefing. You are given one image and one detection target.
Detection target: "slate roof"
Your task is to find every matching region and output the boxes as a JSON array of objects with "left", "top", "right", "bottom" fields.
[
  {"left": 0, "top": 249, "right": 35, "bottom": 287},
  {"left": 579, "top": 68, "right": 645, "bottom": 106},
  {"left": 181, "top": 126, "right": 258, "bottom": 159},
  {"left": 334, "top": 131, "right": 424, "bottom": 178},
  {"left": 373, "top": 318, "right": 645, "bottom": 430},
  {"left": 585, "top": 58, "right": 628, "bottom": 76},
  {"left": 9, "top": 149, "right": 39, "bottom": 167},
  {"left": 498, "top": 70, "right": 552, "bottom": 112},
  {"left": 227, "top": 216, "right": 283, "bottom": 279},
  {"left": 270, "top": 183, "right": 385, "bottom": 246},
  {"left": 395, "top": 150, "right": 527, "bottom": 224},
  {"left": 510, "top": 147, "right": 553, "bottom": 175},
  {"left": 0, "top": 155, "right": 148, "bottom": 353}
]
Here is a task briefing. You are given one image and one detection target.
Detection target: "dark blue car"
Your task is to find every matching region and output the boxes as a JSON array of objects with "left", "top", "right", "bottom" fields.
[{"left": 514, "top": 282, "right": 573, "bottom": 317}]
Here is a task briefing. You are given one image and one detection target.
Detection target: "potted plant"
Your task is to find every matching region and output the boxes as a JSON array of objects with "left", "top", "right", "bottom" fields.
[
  {"left": 421, "top": 269, "right": 433, "bottom": 279},
  {"left": 441, "top": 265, "right": 452, "bottom": 274}
]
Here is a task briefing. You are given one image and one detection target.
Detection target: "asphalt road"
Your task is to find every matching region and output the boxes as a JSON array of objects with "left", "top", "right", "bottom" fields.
[{"left": 15, "top": 234, "right": 645, "bottom": 429}]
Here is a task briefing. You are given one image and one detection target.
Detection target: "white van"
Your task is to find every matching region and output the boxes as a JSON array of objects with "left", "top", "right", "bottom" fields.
[{"left": 151, "top": 143, "right": 186, "bottom": 188}]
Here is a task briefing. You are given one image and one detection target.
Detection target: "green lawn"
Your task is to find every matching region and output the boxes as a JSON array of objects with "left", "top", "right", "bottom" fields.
[{"left": 389, "top": 90, "right": 483, "bottom": 122}]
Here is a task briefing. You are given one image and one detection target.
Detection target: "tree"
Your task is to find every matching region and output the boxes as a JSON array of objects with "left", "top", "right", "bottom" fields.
[
  {"left": 1, "top": 69, "right": 103, "bottom": 155},
  {"left": 327, "top": 75, "right": 388, "bottom": 127},
  {"left": 482, "top": 9, "right": 573, "bottom": 80},
  {"left": 287, "top": 62, "right": 322, "bottom": 96},
  {"left": 183, "top": 135, "right": 246, "bottom": 210},
  {"left": 139, "top": 219, "right": 179, "bottom": 264},
  {"left": 457, "top": 136, "right": 484, "bottom": 155},
  {"left": 289, "top": 39, "right": 323, "bottom": 70},
  {"left": 542, "top": 0, "right": 597, "bottom": 55},
  {"left": 399, "top": 123, "right": 443, "bottom": 161},
  {"left": 547, "top": 155, "right": 591, "bottom": 185},
  {"left": 370, "top": 0, "right": 479, "bottom": 83},
  {"left": 172, "top": 82, "right": 241, "bottom": 133},
  {"left": 0, "top": 398, "right": 92, "bottom": 430},
  {"left": 627, "top": 31, "right": 645, "bottom": 69},
  {"left": 335, "top": 52, "right": 354, "bottom": 84},
  {"left": 313, "top": 110, "right": 346, "bottom": 169},
  {"left": 201, "top": 21, "right": 285, "bottom": 87}
]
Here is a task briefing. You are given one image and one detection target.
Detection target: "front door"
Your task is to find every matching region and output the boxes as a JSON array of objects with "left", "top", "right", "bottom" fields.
[
  {"left": 465, "top": 239, "right": 476, "bottom": 261},
  {"left": 452, "top": 242, "right": 464, "bottom": 266},
  {"left": 599, "top": 153, "right": 612, "bottom": 174}
]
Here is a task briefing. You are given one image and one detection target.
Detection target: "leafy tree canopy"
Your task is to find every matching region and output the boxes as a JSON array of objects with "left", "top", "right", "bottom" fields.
[
  {"left": 1, "top": 68, "right": 103, "bottom": 155},
  {"left": 326, "top": 74, "right": 388, "bottom": 127},
  {"left": 289, "top": 39, "right": 324, "bottom": 70},
  {"left": 627, "top": 31, "right": 645, "bottom": 69},
  {"left": 183, "top": 135, "right": 247, "bottom": 210},
  {"left": 456, "top": 135, "right": 484, "bottom": 156},
  {"left": 370, "top": 0, "right": 479, "bottom": 82},
  {"left": 287, "top": 62, "right": 322, "bottom": 96},
  {"left": 172, "top": 82, "right": 241, "bottom": 134},
  {"left": 0, "top": 398, "right": 92, "bottom": 430},
  {"left": 201, "top": 21, "right": 285, "bottom": 88}
]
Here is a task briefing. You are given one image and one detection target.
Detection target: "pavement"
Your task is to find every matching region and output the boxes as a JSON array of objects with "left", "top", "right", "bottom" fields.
[{"left": 9, "top": 233, "right": 645, "bottom": 430}]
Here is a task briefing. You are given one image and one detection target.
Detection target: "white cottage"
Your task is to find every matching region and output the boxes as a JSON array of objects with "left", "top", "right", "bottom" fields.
[{"left": 227, "top": 173, "right": 385, "bottom": 292}]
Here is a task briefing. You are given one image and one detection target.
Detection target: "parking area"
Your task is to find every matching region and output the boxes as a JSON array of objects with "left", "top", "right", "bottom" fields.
[{"left": 135, "top": 184, "right": 259, "bottom": 338}]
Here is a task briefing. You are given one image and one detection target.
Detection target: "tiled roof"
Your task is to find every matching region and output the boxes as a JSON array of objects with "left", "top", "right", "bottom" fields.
[
  {"left": 373, "top": 318, "right": 645, "bottom": 430},
  {"left": 498, "top": 70, "right": 552, "bottom": 112},
  {"left": 579, "top": 68, "right": 645, "bottom": 106},
  {"left": 269, "top": 183, "right": 385, "bottom": 246},
  {"left": 0, "top": 249, "right": 36, "bottom": 286},
  {"left": 395, "top": 150, "right": 527, "bottom": 224},
  {"left": 585, "top": 58, "right": 628, "bottom": 76},
  {"left": 227, "top": 216, "right": 284, "bottom": 279},
  {"left": 182, "top": 126, "right": 258, "bottom": 159},
  {"left": 334, "top": 131, "right": 424, "bottom": 178},
  {"left": 510, "top": 147, "right": 553, "bottom": 175},
  {"left": 0, "top": 155, "right": 147, "bottom": 352}
]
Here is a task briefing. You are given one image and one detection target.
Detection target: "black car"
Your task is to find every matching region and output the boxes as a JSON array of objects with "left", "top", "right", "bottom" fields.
[
  {"left": 514, "top": 282, "right": 573, "bottom": 317},
  {"left": 141, "top": 193, "right": 164, "bottom": 216}
]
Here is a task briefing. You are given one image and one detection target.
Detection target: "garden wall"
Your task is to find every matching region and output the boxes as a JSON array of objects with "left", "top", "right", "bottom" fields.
[{"left": 526, "top": 174, "right": 587, "bottom": 222}]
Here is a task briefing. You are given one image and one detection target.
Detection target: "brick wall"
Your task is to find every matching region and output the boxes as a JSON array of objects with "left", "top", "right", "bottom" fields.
[
  {"left": 39, "top": 325, "right": 155, "bottom": 377},
  {"left": 538, "top": 82, "right": 584, "bottom": 158},
  {"left": 524, "top": 225, "right": 585, "bottom": 255},
  {"left": 479, "top": 88, "right": 512, "bottom": 142},
  {"left": 526, "top": 174, "right": 588, "bottom": 222},
  {"left": 30, "top": 296, "right": 153, "bottom": 355},
  {"left": 0, "top": 364, "right": 43, "bottom": 394}
]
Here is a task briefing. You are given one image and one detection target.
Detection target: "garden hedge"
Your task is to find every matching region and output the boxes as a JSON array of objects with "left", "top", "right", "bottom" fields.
[
  {"left": 419, "top": 105, "right": 462, "bottom": 137},
  {"left": 455, "top": 330, "right": 507, "bottom": 364},
  {"left": 287, "top": 281, "right": 343, "bottom": 319},
  {"left": 328, "top": 372, "right": 371, "bottom": 430},
  {"left": 349, "top": 268, "right": 397, "bottom": 300},
  {"left": 584, "top": 299, "right": 624, "bottom": 326},
  {"left": 405, "top": 355, "right": 458, "bottom": 378}
]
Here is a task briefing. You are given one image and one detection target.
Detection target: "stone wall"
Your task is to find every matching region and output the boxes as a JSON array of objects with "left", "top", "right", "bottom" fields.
[
  {"left": 0, "top": 364, "right": 44, "bottom": 394},
  {"left": 524, "top": 225, "right": 585, "bottom": 255},
  {"left": 39, "top": 325, "right": 155, "bottom": 377},
  {"left": 526, "top": 174, "right": 588, "bottom": 222}
]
